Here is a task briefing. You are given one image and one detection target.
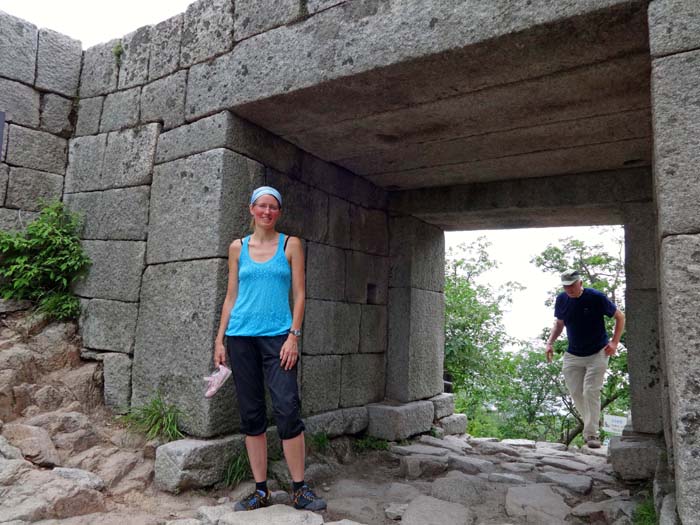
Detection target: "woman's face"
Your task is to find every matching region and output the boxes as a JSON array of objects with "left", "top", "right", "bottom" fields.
[{"left": 250, "top": 194, "right": 281, "bottom": 228}]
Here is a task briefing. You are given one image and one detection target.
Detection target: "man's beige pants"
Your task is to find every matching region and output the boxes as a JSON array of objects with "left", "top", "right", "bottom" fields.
[{"left": 562, "top": 348, "right": 609, "bottom": 439}]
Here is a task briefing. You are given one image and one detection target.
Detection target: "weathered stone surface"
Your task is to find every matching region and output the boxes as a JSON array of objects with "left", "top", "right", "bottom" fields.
[
  {"left": 6, "top": 125, "right": 67, "bottom": 175},
  {"left": 101, "top": 123, "right": 160, "bottom": 190},
  {"left": 390, "top": 215, "right": 445, "bottom": 292},
  {"left": 218, "top": 504, "right": 324, "bottom": 525},
  {"left": 72, "top": 240, "right": 146, "bottom": 302},
  {"left": 2, "top": 121, "right": 7, "bottom": 162},
  {"left": 74, "top": 96, "right": 104, "bottom": 137},
  {"left": 303, "top": 300, "right": 360, "bottom": 355},
  {"left": 438, "top": 413, "right": 467, "bottom": 435},
  {"left": 307, "top": 0, "right": 346, "bottom": 15},
  {"left": 0, "top": 77, "right": 40, "bottom": 131},
  {"left": 502, "top": 438, "right": 536, "bottom": 449},
  {"left": 0, "top": 298, "right": 32, "bottom": 313},
  {"left": 0, "top": 163, "right": 9, "bottom": 204},
  {"left": 234, "top": 0, "right": 302, "bottom": 41},
  {"left": 625, "top": 288, "right": 663, "bottom": 434},
  {"left": 53, "top": 467, "right": 106, "bottom": 491},
  {"left": 502, "top": 462, "right": 536, "bottom": 473},
  {"left": 387, "top": 287, "right": 444, "bottom": 402},
  {"left": 180, "top": 0, "right": 235, "bottom": 67},
  {"left": 155, "top": 111, "right": 301, "bottom": 176},
  {"left": 2, "top": 423, "right": 61, "bottom": 467},
  {"left": 40, "top": 94, "right": 74, "bottom": 136},
  {"left": 36, "top": 29, "right": 82, "bottom": 96},
  {"left": 506, "top": 484, "right": 571, "bottom": 524},
  {"left": 0, "top": 208, "right": 39, "bottom": 231},
  {"left": 100, "top": 88, "right": 140, "bottom": 133},
  {"left": 80, "top": 40, "right": 120, "bottom": 97},
  {"left": 103, "top": 353, "right": 132, "bottom": 413},
  {"left": 326, "top": 194, "right": 352, "bottom": 249},
  {"left": 367, "top": 401, "right": 434, "bottom": 441},
  {"left": 0, "top": 458, "right": 106, "bottom": 521},
  {"left": 430, "top": 393, "right": 455, "bottom": 419},
  {"left": 155, "top": 435, "right": 245, "bottom": 492},
  {"left": 448, "top": 454, "right": 496, "bottom": 475},
  {"left": 304, "top": 407, "right": 368, "bottom": 437},
  {"left": 399, "top": 454, "right": 448, "bottom": 479},
  {"left": 537, "top": 471, "right": 593, "bottom": 494},
  {"left": 306, "top": 243, "right": 346, "bottom": 301},
  {"left": 486, "top": 472, "right": 526, "bottom": 484},
  {"left": 340, "top": 353, "right": 384, "bottom": 407},
  {"left": 649, "top": 0, "right": 700, "bottom": 58},
  {"left": 660, "top": 234, "right": 700, "bottom": 520},
  {"left": 350, "top": 205, "right": 388, "bottom": 256},
  {"left": 419, "top": 434, "right": 471, "bottom": 455},
  {"left": 64, "top": 186, "right": 150, "bottom": 240},
  {"left": 141, "top": 71, "right": 187, "bottom": 130},
  {"left": 149, "top": 14, "right": 183, "bottom": 80},
  {"left": 659, "top": 494, "right": 680, "bottom": 525},
  {"left": 118, "top": 26, "right": 151, "bottom": 89},
  {"left": 609, "top": 437, "right": 663, "bottom": 480},
  {"left": 301, "top": 355, "right": 341, "bottom": 416},
  {"left": 6, "top": 168, "right": 63, "bottom": 211},
  {"left": 148, "top": 149, "right": 264, "bottom": 264},
  {"left": 0, "top": 11, "right": 37, "bottom": 84},
  {"left": 345, "top": 251, "right": 390, "bottom": 304},
  {"left": 133, "top": 259, "right": 234, "bottom": 437},
  {"left": 541, "top": 456, "right": 590, "bottom": 472},
  {"left": 64, "top": 134, "right": 108, "bottom": 192},
  {"left": 0, "top": 436, "right": 23, "bottom": 459},
  {"left": 401, "top": 494, "right": 471, "bottom": 525},
  {"left": 391, "top": 443, "right": 448, "bottom": 457},
  {"left": 623, "top": 202, "right": 658, "bottom": 291},
  {"left": 431, "top": 470, "right": 506, "bottom": 506},
  {"left": 80, "top": 298, "right": 138, "bottom": 353},
  {"left": 475, "top": 441, "right": 522, "bottom": 457},
  {"left": 652, "top": 50, "right": 700, "bottom": 236},
  {"left": 359, "top": 304, "right": 387, "bottom": 353},
  {"left": 571, "top": 498, "right": 637, "bottom": 522}
]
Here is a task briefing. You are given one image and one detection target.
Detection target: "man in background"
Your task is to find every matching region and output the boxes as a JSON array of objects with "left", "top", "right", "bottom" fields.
[{"left": 545, "top": 269, "right": 625, "bottom": 448}]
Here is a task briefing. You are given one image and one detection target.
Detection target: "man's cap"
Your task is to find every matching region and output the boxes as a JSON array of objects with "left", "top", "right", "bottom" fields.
[{"left": 560, "top": 269, "right": 582, "bottom": 286}]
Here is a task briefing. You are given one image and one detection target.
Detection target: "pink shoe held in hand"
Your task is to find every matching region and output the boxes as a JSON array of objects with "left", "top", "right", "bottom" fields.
[{"left": 204, "top": 365, "right": 232, "bottom": 398}]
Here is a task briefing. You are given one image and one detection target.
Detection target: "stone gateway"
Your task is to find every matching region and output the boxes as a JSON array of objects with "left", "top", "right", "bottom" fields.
[{"left": 0, "top": 1, "right": 696, "bottom": 522}]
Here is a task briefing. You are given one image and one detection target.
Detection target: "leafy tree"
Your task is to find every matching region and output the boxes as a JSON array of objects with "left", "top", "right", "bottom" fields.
[{"left": 444, "top": 238, "right": 522, "bottom": 428}]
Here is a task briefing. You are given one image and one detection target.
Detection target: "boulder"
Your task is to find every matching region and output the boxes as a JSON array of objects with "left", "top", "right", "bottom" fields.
[
  {"left": 402, "top": 495, "right": 472, "bottom": 525},
  {"left": 505, "top": 484, "right": 571, "bottom": 524},
  {"left": 2, "top": 423, "right": 61, "bottom": 467}
]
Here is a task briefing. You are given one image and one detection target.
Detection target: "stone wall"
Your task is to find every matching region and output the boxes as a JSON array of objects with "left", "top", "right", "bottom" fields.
[
  {"left": 649, "top": 1, "right": 700, "bottom": 522},
  {"left": 0, "top": 10, "right": 81, "bottom": 230}
]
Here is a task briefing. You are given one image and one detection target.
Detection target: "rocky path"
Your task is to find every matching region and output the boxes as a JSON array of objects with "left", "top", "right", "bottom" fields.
[{"left": 0, "top": 310, "right": 645, "bottom": 524}]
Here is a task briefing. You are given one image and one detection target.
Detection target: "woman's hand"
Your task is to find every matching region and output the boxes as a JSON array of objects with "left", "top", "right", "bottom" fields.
[
  {"left": 214, "top": 340, "right": 226, "bottom": 367},
  {"left": 280, "top": 335, "right": 299, "bottom": 370}
]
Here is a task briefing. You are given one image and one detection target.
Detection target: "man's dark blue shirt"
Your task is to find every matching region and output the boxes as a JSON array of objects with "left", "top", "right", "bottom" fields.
[{"left": 554, "top": 288, "right": 617, "bottom": 356}]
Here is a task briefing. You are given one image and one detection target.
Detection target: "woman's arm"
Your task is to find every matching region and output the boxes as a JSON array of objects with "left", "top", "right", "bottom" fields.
[
  {"left": 280, "top": 236, "right": 305, "bottom": 370},
  {"left": 214, "top": 240, "right": 241, "bottom": 367}
]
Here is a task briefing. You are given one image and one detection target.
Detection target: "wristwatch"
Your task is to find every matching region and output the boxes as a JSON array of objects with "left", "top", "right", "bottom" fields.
[{"left": 289, "top": 329, "right": 302, "bottom": 337}]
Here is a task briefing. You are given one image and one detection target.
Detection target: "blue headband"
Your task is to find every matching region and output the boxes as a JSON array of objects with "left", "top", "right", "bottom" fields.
[{"left": 250, "top": 186, "right": 282, "bottom": 207}]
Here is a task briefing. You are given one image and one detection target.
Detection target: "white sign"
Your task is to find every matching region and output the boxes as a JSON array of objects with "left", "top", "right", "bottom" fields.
[{"left": 603, "top": 414, "right": 627, "bottom": 435}]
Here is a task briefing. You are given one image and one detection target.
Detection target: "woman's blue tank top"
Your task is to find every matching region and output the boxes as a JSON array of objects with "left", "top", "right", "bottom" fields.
[{"left": 225, "top": 234, "right": 292, "bottom": 337}]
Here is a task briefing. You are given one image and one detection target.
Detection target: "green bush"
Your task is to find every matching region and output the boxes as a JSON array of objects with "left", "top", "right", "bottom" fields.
[
  {"left": 353, "top": 435, "right": 389, "bottom": 452},
  {"left": 223, "top": 451, "right": 252, "bottom": 487},
  {"left": 0, "top": 201, "right": 90, "bottom": 320},
  {"left": 119, "top": 392, "right": 184, "bottom": 442},
  {"left": 632, "top": 497, "right": 656, "bottom": 525},
  {"left": 308, "top": 432, "right": 330, "bottom": 453}
]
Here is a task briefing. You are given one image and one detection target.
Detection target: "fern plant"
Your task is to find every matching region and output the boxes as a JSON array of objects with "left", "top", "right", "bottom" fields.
[{"left": 0, "top": 201, "right": 90, "bottom": 320}]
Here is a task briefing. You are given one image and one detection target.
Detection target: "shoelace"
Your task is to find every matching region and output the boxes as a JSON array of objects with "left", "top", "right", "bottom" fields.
[
  {"left": 244, "top": 490, "right": 267, "bottom": 507},
  {"left": 296, "top": 487, "right": 316, "bottom": 501}
]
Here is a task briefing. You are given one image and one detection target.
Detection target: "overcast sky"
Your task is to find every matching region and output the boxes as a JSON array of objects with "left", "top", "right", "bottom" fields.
[
  {"left": 446, "top": 226, "right": 624, "bottom": 347},
  {"left": 0, "top": 0, "right": 193, "bottom": 48},
  {"left": 1, "top": 2, "right": 626, "bottom": 349}
]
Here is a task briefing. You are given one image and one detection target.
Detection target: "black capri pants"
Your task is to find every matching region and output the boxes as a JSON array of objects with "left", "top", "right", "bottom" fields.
[{"left": 226, "top": 334, "right": 304, "bottom": 440}]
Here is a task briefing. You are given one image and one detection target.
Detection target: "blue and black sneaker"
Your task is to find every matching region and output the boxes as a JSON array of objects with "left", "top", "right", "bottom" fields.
[
  {"left": 233, "top": 489, "right": 270, "bottom": 511},
  {"left": 292, "top": 484, "right": 327, "bottom": 511}
]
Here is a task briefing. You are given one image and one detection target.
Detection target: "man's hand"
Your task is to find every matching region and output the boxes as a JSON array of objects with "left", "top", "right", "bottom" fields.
[
  {"left": 604, "top": 340, "right": 618, "bottom": 357},
  {"left": 214, "top": 340, "right": 226, "bottom": 367},
  {"left": 545, "top": 342, "right": 554, "bottom": 363}
]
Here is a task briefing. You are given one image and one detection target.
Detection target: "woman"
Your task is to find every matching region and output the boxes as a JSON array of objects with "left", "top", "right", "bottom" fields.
[{"left": 213, "top": 186, "right": 326, "bottom": 512}]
